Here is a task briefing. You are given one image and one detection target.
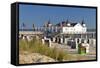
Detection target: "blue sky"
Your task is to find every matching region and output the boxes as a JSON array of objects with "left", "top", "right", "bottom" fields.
[{"left": 19, "top": 4, "right": 96, "bottom": 29}]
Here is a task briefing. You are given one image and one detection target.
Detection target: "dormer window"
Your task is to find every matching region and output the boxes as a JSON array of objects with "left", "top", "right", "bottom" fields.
[
  {"left": 82, "top": 24, "right": 86, "bottom": 27},
  {"left": 67, "top": 23, "right": 70, "bottom": 26}
]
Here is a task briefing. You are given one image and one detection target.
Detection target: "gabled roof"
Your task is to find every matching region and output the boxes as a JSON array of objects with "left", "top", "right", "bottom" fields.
[
  {"left": 47, "top": 20, "right": 86, "bottom": 27},
  {"left": 56, "top": 22, "right": 78, "bottom": 27},
  {"left": 70, "top": 23, "right": 77, "bottom": 26}
]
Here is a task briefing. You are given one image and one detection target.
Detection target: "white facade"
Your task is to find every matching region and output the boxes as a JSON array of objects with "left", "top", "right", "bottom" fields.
[{"left": 62, "top": 23, "right": 87, "bottom": 34}]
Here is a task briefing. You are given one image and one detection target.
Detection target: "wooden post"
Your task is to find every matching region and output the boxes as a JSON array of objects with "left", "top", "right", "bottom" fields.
[
  {"left": 49, "top": 39, "right": 52, "bottom": 47},
  {"left": 53, "top": 37, "right": 55, "bottom": 42},
  {"left": 42, "top": 39, "right": 45, "bottom": 44},
  {"left": 64, "top": 38, "right": 68, "bottom": 44},
  {"left": 75, "top": 38, "right": 78, "bottom": 50},
  {"left": 60, "top": 37, "right": 63, "bottom": 44},
  {"left": 93, "top": 39, "right": 96, "bottom": 47},
  {"left": 22, "top": 36, "right": 25, "bottom": 40},
  {"left": 78, "top": 38, "right": 81, "bottom": 44}
]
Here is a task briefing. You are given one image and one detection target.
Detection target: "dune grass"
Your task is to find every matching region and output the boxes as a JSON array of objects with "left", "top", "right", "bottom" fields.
[
  {"left": 19, "top": 37, "right": 73, "bottom": 61},
  {"left": 19, "top": 37, "right": 94, "bottom": 61}
]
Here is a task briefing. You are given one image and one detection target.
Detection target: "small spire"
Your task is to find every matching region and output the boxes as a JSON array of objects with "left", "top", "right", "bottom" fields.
[
  {"left": 66, "top": 19, "right": 69, "bottom": 23},
  {"left": 82, "top": 19, "right": 85, "bottom": 24},
  {"left": 22, "top": 22, "right": 25, "bottom": 27},
  {"left": 48, "top": 19, "right": 50, "bottom": 24},
  {"left": 82, "top": 19, "right": 86, "bottom": 27},
  {"left": 47, "top": 19, "right": 52, "bottom": 27}
]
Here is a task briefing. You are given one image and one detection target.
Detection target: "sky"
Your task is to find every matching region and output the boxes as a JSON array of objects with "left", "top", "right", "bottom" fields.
[{"left": 19, "top": 4, "right": 96, "bottom": 29}]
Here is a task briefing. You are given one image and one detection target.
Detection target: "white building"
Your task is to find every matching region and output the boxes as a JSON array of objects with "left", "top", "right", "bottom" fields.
[
  {"left": 62, "top": 23, "right": 87, "bottom": 34},
  {"left": 43, "top": 20, "right": 87, "bottom": 34}
]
